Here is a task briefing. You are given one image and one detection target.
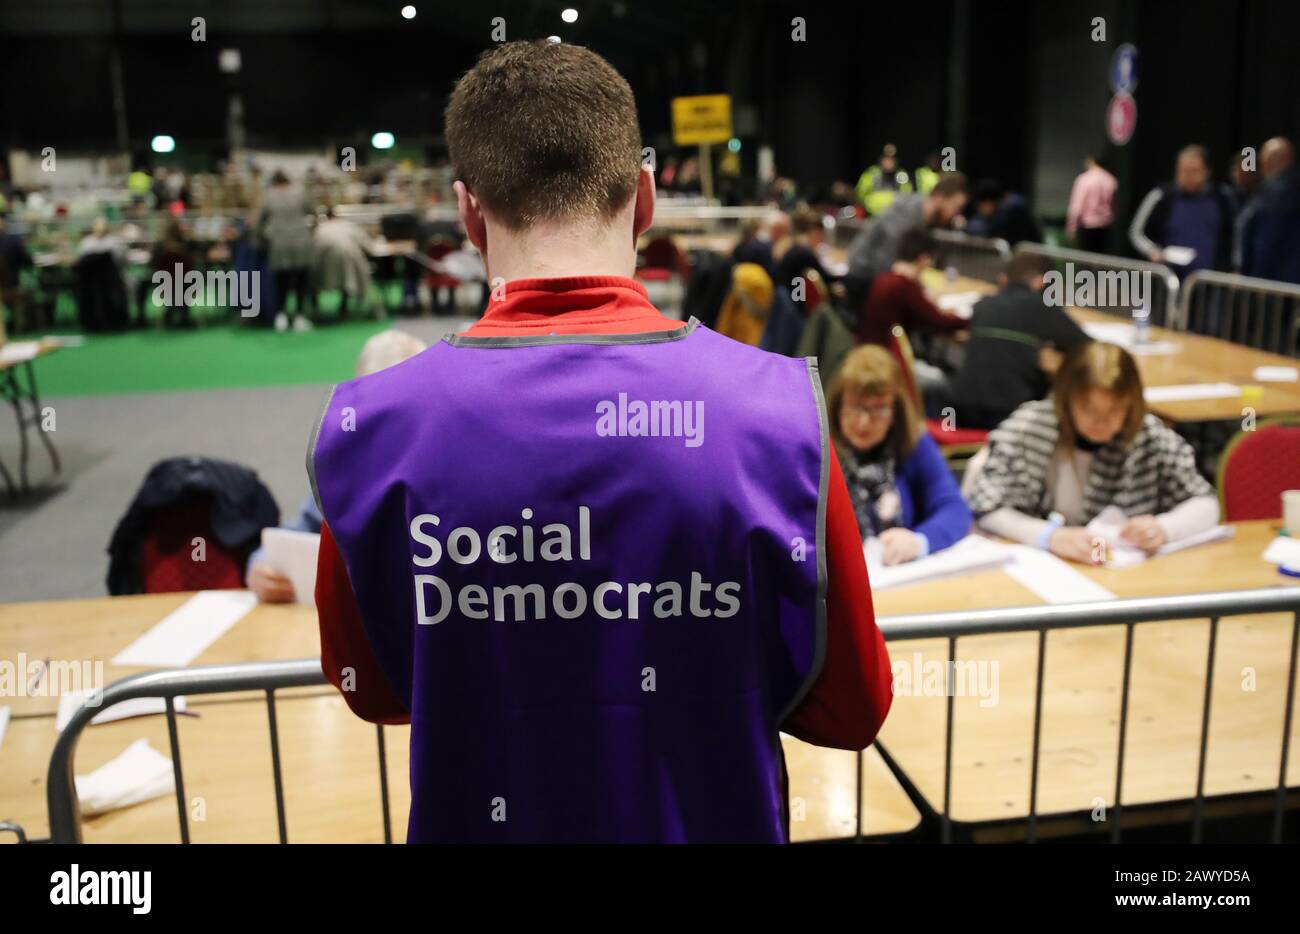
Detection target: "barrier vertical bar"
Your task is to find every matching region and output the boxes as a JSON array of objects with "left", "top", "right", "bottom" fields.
[
  {"left": 1192, "top": 617, "right": 1221, "bottom": 843},
  {"left": 1027, "top": 629, "right": 1047, "bottom": 843},
  {"left": 164, "top": 695, "right": 191, "bottom": 844},
  {"left": 266, "top": 688, "right": 289, "bottom": 844},
  {"left": 1274, "top": 612, "right": 1300, "bottom": 843},
  {"left": 1111, "top": 623, "right": 1136, "bottom": 843}
]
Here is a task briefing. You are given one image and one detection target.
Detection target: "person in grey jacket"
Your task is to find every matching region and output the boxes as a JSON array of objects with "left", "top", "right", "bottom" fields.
[
  {"left": 258, "top": 171, "right": 316, "bottom": 331},
  {"left": 846, "top": 173, "right": 969, "bottom": 279}
]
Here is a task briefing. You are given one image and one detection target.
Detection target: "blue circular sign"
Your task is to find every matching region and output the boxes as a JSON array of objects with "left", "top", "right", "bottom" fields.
[{"left": 1110, "top": 43, "right": 1139, "bottom": 94}]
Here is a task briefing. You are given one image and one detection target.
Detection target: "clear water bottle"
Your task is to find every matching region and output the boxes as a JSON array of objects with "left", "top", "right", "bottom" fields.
[{"left": 1132, "top": 302, "right": 1150, "bottom": 346}]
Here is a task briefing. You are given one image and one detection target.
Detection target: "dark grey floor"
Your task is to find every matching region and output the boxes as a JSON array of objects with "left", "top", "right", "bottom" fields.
[{"left": 0, "top": 318, "right": 479, "bottom": 603}]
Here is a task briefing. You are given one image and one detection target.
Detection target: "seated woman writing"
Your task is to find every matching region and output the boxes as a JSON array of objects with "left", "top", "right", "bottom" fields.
[
  {"left": 828, "top": 344, "right": 972, "bottom": 565},
  {"left": 967, "top": 340, "right": 1219, "bottom": 564}
]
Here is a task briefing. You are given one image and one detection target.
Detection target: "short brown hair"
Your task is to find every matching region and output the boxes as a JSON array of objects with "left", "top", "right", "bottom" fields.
[
  {"left": 1053, "top": 341, "right": 1146, "bottom": 447},
  {"left": 445, "top": 41, "right": 643, "bottom": 230},
  {"left": 931, "top": 171, "right": 969, "bottom": 198},
  {"left": 1003, "top": 253, "right": 1050, "bottom": 285},
  {"left": 826, "top": 344, "right": 922, "bottom": 461}
]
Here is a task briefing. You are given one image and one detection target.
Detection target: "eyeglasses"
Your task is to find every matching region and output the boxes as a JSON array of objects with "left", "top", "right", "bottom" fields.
[{"left": 843, "top": 400, "right": 895, "bottom": 421}]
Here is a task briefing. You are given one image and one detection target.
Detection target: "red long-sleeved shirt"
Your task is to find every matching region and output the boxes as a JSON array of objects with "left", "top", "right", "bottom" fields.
[{"left": 315, "top": 276, "right": 892, "bottom": 748}]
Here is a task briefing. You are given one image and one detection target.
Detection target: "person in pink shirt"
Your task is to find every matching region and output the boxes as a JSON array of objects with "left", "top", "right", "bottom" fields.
[{"left": 1066, "top": 154, "right": 1118, "bottom": 254}]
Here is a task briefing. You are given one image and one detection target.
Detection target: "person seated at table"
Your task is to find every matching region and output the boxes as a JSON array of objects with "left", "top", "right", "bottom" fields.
[
  {"left": 855, "top": 229, "right": 966, "bottom": 349},
  {"left": 828, "top": 344, "right": 972, "bottom": 565},
  {"left": 773, "top": 206, "right": 833, "bottom": 295},
  {"left": 924, "top": 253, "right": 1089, "bottom": 429},
  {"left": 247, "top": 329, "right": 427, "bottom": 602},
  {"left": 967, "top": 341, "right": 1219, "bottom": 565},
  {"left": 714, "top": 262, "right": 774, "bottom": 347}
]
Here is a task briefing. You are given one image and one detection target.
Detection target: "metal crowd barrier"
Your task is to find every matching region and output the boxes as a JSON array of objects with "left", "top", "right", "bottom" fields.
[
  {"left": 930, "top": 230, "right": 1011, "bottom": 283},
  {"left": 1179, "top": 270, "right": 1300, "bottom": 356},
  {"left": 1012, "top": 242, "right": 1182, "bottom": 327},
  {"left": 45, "top": 588, "right": 1300, "bottom": 844}
]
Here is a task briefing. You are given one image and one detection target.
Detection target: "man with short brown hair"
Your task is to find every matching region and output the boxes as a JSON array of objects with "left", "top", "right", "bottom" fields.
[{"left": 311, "top": 41, "right": 891, "bottom": 843}]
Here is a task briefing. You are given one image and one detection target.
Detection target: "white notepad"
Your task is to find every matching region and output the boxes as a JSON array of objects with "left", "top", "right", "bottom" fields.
[
  {"left": 261, "top": 528, "right": 321, "bottom": 607},
  {"left": 0, "top": 706, "right": 9, "bottom": 752},
  {"left": 112, "top": 590, "right": 257, "bottom": 668},
  {"left": 1085, "top": 506, "right": 1234, "bottom": 567}
]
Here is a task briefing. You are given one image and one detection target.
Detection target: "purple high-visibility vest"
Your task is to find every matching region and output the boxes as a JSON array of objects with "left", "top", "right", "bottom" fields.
[{"left": 309, "top": 320, "right": 828, "bottom": 842}]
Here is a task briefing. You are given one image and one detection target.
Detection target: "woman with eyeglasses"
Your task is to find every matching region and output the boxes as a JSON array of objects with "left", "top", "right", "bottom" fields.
[{"left": 827, "top": 344, "right": 972, "bottom": 565}]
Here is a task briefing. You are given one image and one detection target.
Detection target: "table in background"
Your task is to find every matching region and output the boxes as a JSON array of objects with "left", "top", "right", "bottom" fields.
[{"left": 0, "top": 340, "right": 62, "bottom": 499}]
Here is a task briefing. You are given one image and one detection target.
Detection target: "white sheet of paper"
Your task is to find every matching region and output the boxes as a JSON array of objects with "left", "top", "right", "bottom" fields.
[
  {"left": 865, "top": 534, "right": 1014, "bottom": 591},
  {"left": 0, "top": 341, "right": 40, "bottom": 364},
  {"left": 1262, "top": 536, "right": 1300, "bottom": 567},
  {"left": 936, "top": 291, "right": 983, "bottom": 320},
  {"left": 1080, "top": 321, "right": 1177, "bottom": 354},
  {"left": 1161, "top": 245, "right": 1197, "bottom": 266},
  {"left": 1253, "top": 366, "right": 1299, "bottom": 383},
  {"left": 74, "top": 739, "right": 176, "bottom": 817},
  {"left": 55, "top": 690, "right": 188, "bottom": 733},
  {"left": 112, "top": 590, "right": 257, "bottom": 668},
  {"left": 1144, "top": 382, "right": 1241, "bottom": 403},
  {"left": 261, "top": 528, "right": 321, "bottom": 607},
  {"left": 0, "top": 706, "right": 9, "bottom": 752},
  {"left": 1084, "top": 506, "right": 1234, "bottom": 567},
  {"left": 1003, "top": 545, "right": 1117, "bottom": 603}
]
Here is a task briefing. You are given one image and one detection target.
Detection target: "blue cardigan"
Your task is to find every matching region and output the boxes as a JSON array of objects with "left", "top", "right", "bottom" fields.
[{"left": 848, "top": 433, "right": 973, "bottom": 554}]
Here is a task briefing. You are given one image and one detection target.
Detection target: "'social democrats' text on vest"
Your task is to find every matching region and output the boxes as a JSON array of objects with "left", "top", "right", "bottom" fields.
[{"left": 410, "top": 504, "right": 742, "bottom": 624}]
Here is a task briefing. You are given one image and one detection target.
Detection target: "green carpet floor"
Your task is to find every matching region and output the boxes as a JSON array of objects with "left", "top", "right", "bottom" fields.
[{"left": 31, "top": 318, "right": 391, "bottom": 397}]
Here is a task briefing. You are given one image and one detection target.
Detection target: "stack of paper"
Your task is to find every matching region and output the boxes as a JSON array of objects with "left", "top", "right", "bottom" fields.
[
  {"left": 74, "top": 739, "right": 176, "bottom": 817},
  {"left": 1085, "top": 505, "right": 1234, "bottom": 567},
  {"left": 1253, "top": 366, "right": 1298, "bottom": 383},
  {"left": 0, "top": 706, "right": 9, "bottom": 752},
  {"left": 865, "top": 534, "right": 1014, "bottom": 591},
  {"left": 935, "top": 291, "right": 984, "bottom": 320}
]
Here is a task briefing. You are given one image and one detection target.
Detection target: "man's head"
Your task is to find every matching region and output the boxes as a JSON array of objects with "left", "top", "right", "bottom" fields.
[
  {"left": 446, "top": 41, "right": 649, "bottom": 252},
  {"left": 880, "top": 144, "right": 898, "bottom": 174},
  {"left": 1174, "top": 145, "right": 1211, "bottom": 194},
  {"left": 1000, "top": 253, "right": 1051, "bottom": 292},
  {"left": 790, "top": 207, "right": 825, "bottom": 245},
  {"left": 923, "top": 172, "right": 969, "bottom": 227},
  {"left": 1261, "top": 137, "right": 1296, "bottom": 180}
]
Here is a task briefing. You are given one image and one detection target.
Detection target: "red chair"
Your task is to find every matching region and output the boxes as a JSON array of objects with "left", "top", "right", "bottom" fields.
[
  {"left": 890, "top": 325, "right": 989, "bottom": 462},
  {"left": 636, "top": 236, "right": 690, "bottom": 283},
  {"left": 138, "top": 496, "right": 248, "bottom": 593},
  {"left": 422, "top": 239, "right": 462, "bottom": 291},
  {"left": 1216, "top": 418, "right": 1300, "bottom": 521}
]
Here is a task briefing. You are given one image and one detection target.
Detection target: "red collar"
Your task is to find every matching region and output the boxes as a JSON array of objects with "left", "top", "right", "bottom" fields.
[{"left": 463, "top": 276, "right": 681, "bottom": 336}]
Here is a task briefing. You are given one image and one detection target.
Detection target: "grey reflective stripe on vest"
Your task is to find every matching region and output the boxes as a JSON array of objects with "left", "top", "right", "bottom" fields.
[
  {"left": 777, "top": 355, "right": 830, "bottom": 725},
  {"left": 443, "top": 317, "right": 700, "bottom": 348},
  {"left": 306, "top": 383, "right": 337, "bottom": 522}
]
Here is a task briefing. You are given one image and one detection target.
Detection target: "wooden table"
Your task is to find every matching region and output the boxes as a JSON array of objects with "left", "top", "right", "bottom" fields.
[
  {"left": 923, "top": 272, "right": 1300, "bottom": 423},
  {"left": 0, "top": 593, "right": 919, "bottom": 842},
  {"left": 873, "top": 519, "right": 1300, "bottom": 837}
]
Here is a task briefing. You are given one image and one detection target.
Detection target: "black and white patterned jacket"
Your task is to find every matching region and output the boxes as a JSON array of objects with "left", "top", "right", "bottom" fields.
[{"left": 966, "top": 399, "right": 1213, "bottom": 521}]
